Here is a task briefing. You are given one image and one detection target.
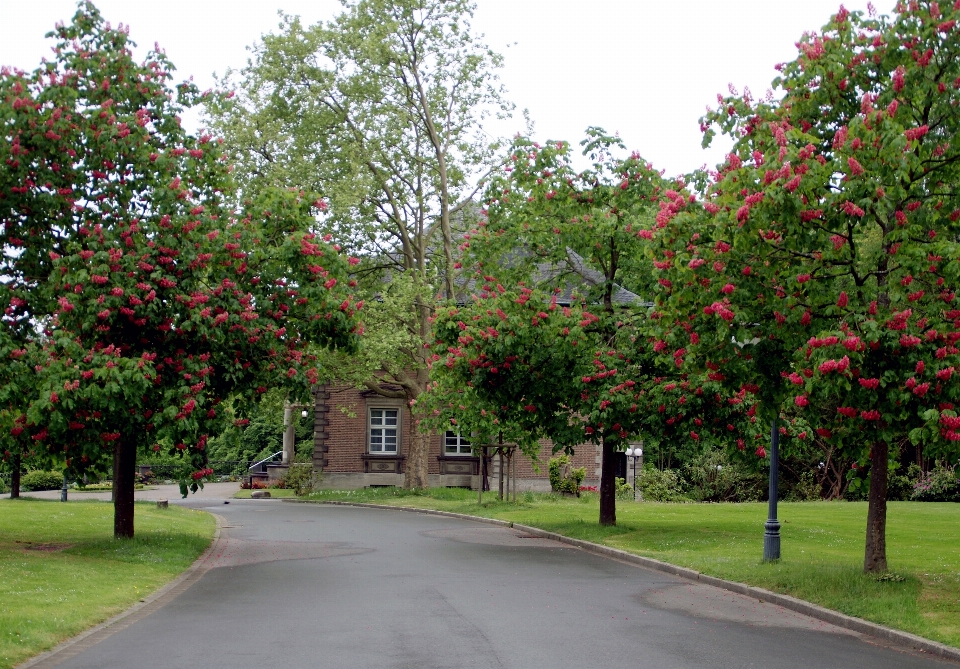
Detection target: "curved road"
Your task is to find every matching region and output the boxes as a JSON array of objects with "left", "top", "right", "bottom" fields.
[{"left": 45, "top": 498, "right": 952, "bottom": 669}]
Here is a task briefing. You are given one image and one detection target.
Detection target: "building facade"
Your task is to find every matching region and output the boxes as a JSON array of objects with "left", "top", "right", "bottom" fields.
[{"left": 311, "top": 383, "right": 600, "bottom": 490}]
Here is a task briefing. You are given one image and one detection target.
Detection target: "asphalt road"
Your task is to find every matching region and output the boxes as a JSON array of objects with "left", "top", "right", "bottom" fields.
[{"left": 46, "top": 499, "right": 953, "bottom": 669}]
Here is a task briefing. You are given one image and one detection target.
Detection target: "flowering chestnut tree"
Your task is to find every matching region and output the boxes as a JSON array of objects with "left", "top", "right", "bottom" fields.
[
  {"left": 654, "top": 2, "right": 960, "bottom": 571},
  {"left": 424, "top": 132, "right": 759, "bottom": 524},
  {"left": 0, "top": 4, "right": 358, "bottom": 537}
]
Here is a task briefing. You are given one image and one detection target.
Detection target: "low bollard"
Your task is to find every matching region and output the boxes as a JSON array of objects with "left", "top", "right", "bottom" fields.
[{"left": 157, "top": 499, "right": 169, "bottom": 509}]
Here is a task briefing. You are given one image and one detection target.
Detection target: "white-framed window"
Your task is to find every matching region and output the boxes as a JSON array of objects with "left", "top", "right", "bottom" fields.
[
  {"left": 369, "top": 408, "right": 399, "bottom": 453},
  {"left": 444, "top": 431, "right": 471, "bottom": 456}
]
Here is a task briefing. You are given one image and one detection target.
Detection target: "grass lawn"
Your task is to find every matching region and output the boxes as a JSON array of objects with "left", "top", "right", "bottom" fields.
[
  {"left": 305, "top": 488, "right": 960, "bottom": 648},
  {"left": 232, "top": 488, "right": 298, "bottom": 499},
  {"left": 0, "top": 499, "right": 215, "bottom": 669}
]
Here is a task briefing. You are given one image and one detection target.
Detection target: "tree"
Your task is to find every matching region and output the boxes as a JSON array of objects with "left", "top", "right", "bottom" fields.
[
  {"left": 205, "top": 0, "right": 512, "bottom": 488},
  {"left": 424, "top": 133, "right": 760, "bottom": 525},
  {"left": 0, "top": 4, "right": 358, "bottom": 536},
  {"left": 653, "top": 2, "right": 960, "bottom": 571}
]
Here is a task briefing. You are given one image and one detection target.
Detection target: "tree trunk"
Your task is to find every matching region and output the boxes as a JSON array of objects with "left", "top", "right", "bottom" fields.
[
  {"left": 114, "top": 439, "right": 137, "bottom": 539},
  {"left": 10, "top": 451, "right": 21, "bottom": 499},
  {"left": 404, "top": 420, "right": 429, "bottom": 489},
  {"left": 864, "top": 441, "right": 889, "bottom": 572},
  {"left": 599, "top": 435, "right": 617, "bottom": 526}
]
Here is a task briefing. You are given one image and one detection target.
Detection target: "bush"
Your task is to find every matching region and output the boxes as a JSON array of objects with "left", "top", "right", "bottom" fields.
[
  {"left": 683, "top": 450, "right": 764, "bottom": 502},
  {"left": 638, "top": 466, "right": 688, "bottom": 502},
  {"left": 784, "top": 470, "right": 821, "bottom": 502},
  {"left": 888, "top": 463, "right": 921, "bottom": 502},
  {"left": 20, "top": 470, "right": 64, "bottom": 492},
  {"left": 614, "top": 477, "right": 634, "bottom": 501},
  {"left": 0, "top": 476, "right": 7, "bottom": 495},
  {"left": 281, "top": 464, "right": 319, "bottom": 496},
  {"left": 912, "top": 464, "right": 960, "bottom": 502},
  {"left": 548, "top": 455, "right": 585, "bottom": 496}
]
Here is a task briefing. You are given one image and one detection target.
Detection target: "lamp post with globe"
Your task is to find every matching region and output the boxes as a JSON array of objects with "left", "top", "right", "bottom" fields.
[{"left": 626, "top": 442, "right": 643, "bottom": 501}]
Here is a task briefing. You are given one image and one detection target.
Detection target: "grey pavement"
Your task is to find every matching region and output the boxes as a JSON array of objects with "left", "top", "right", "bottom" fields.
[{"left": 33, "top": 497, "right": 955, "bottom": 669}]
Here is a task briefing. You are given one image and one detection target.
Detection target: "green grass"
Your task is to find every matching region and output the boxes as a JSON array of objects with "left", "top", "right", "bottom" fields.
[
  {"left": 232, "top": 488, "right": 298, "bottom": 499},
  {"left": 0, "top": 499, "right": 215, "bottom": 669},
  {"left": 305, "top": 488, "right": 960, "bottom": 648}
]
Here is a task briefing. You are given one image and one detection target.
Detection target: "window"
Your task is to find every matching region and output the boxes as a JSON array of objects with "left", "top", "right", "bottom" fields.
[
  {"left": 444, "top": 431, "right": 471, "bottom": 456},
  {"left": 369, "top": 409, "right": 399, "bottom": 453}
]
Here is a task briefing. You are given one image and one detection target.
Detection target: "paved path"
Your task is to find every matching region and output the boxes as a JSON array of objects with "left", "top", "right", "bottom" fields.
[{"left": 29, "top": 498, "right": 953, "bottom": 669}]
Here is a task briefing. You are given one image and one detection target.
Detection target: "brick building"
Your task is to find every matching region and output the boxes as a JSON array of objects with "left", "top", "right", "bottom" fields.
[{"left": 310, "top": 383, "right": 600, "bottom": 490}]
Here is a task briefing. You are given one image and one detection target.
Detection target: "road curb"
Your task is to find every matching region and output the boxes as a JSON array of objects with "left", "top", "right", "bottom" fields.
[
  {"left": 15, "top": 511, "right": 225, "bottom": 669},
  {"left": 301, "top": 499, "right": 960, "bottom": 663}
]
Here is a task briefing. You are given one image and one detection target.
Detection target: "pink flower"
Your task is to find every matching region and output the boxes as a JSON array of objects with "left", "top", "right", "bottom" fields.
[
  {"left": 858, "top": 378, "right": 880, "bottom": 389},
  {"left": 837, "top": 292, "right": 848, "bottom": 307},
  {"left": 842, "top": 201, "right": 865, "bottom": 217},
  {"left": 905, "top": 125, "right": 929, "bottom": 141},
  {"left": 756, "top": 446, "right": 767, "bottom": 458},
  {"left": 794, "top": 395, "right": 809, "bottom": 407},
  {"left": 892, "top": 65, "right": 906, "bottom": 92},
  {"left": 837, "top": 407, "right": 858, "bottom": 418},
  {"left": 847, "top": 157, "right": 865, "bottom": 176},
  {"left": 348, "top": 257, "right": 360, "bottom": 266},
  {"left": 860, "top": 410, "right": 882, "bottom": 421},
  {"left": 797, "top": 274, "right": 811, "bottom": 284},
  {"left": 721, "top": 283, "right": 735, "bottom": 294}
]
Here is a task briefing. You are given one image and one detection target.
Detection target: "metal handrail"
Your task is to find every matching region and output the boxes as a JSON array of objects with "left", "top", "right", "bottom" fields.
[{"left": 248, "top": 451, "right": 283, "bottom": 470}]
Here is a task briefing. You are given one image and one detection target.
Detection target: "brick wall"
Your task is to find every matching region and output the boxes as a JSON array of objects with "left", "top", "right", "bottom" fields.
[{"left": 314, "top": 382, "right": 600, "bottom": 485}]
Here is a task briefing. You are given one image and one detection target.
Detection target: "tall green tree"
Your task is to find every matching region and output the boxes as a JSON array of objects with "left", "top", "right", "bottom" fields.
[
  {"left": 205, "top": 0, "right": 512, "bottom": 487},
  {"left": 423, "top": 133, "right": 760, "bottom": 525},
  {"left": 0, "top": 4, "right": 358, "bottom": 536},
  {"left": 654, "top": 2, "right": 960, "bottom": 571}
]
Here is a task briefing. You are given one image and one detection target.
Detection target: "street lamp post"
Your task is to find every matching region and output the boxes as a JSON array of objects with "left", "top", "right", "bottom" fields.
[
  {"left": 60, "top": 469, "right": 68, "bottom": 502},
  {"left": 626, "top": 442, "right": 642, "bottom": 501},
  {"left": 763, "top": 418, "right": 781, "bottom": 562}
]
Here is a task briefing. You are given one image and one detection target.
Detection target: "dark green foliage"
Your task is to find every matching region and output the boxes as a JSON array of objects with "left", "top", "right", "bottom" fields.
[
  {"left": 19, "top": 470, "right": 64, "bottom": 491},
  {"left": 889, "top": 464, "right": 922, "bottom": 502},
  {"left": 682, "top": 449, "right": 765, "bottom": 503}
]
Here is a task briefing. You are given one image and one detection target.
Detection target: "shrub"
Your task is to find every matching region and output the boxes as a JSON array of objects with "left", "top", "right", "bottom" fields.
[
  {"left": 548, "top": 455, "right": 585, "bottom": 496},
  {"left": 0, "top": 476, "right": 7, "bottom": 495},
  {"left": 281, "top": 464, "right": 318, "bottom": 496},
  {"left": 912, "top": 464, "right": 960, "bottom": 502},
  {"left": 785, "top": 470, "right": 822, "bottom": 502},
  {"left": 20, "top": 470, "right": 64, "bottom": 492},
  {"left": 888, "top": 463, "right": 921, "bottom": 502},
  {"left": 683, "top": 450, "right": 764, "bottom": 502},
  {"left": 638, "top": 466, "right": 688, "bottom": 502},
  {"left": 614, "top": 477, "right": 634, "bottom": 501}
]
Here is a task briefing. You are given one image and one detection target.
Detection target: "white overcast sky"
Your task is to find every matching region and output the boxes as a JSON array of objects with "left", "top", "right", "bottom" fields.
[{"left": 2, "top": 0, "right": 877, "bottom": 179}]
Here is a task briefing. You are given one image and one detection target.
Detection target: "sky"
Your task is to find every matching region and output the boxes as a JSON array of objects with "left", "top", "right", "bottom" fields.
[{"left": 2, "top": 0, "right": 877, "bottom": 178}]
